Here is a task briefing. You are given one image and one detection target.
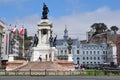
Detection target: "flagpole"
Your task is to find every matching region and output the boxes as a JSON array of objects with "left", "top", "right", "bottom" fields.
[
  {"left": 22, "top": 27, "right": 25, "bottom": 57},
  {"left": 19, "top": 26, "right": 25, "bottom": 57}
]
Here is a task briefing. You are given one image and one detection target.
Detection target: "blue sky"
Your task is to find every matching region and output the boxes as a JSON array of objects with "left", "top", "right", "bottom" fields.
[{"left": 0, "top": 0, "right": 120, "bottom": 39}]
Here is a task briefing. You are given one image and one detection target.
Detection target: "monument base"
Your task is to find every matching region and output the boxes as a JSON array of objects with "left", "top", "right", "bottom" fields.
[
  {"left": 31, "top": 46, "right": 57, "bottom": 62},
  {"left": 8, "top": 54, "right": 19, "bottom": 62}
]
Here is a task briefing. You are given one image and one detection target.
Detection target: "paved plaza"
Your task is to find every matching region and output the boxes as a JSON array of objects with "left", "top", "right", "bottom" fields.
[{"left": 0, "top": 76, "right": 120, "bottom": 80}]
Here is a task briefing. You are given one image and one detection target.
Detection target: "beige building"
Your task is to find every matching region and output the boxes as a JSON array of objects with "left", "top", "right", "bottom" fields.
[{"left": 0, "top": 20, "right": 5, "bottom": 61}]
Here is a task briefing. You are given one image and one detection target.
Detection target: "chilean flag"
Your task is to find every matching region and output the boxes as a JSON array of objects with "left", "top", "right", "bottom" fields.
[
  {"left": 11, "top": 25, "right": 17, "bottom": 33},
  {"left": 19, "top": 27, "right": 24, "bottom": 35}
]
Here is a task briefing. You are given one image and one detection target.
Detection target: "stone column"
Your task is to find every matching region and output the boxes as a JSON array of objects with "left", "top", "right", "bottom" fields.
[{"left": 38, "top": 30, "right": 41, "bottom": 46}]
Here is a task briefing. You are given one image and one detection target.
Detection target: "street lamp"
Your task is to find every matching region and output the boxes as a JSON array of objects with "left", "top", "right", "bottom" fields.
[
  {"left": 67, "top": 38, "right": 73, "bottom": 54},
  {"left": 10, "top": 39, "right": 15, "bottom": 54}
]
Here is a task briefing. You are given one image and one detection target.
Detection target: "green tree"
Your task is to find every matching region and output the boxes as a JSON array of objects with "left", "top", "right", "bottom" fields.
[
  {"left": 91, "top": 23, "right": 107, "bottom": 36},
  {"left": 110, "top": 26, "right": 119, "bottom": 34}
]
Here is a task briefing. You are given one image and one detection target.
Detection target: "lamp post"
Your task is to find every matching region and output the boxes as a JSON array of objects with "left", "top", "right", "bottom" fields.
[
  {"left": 49, "top": 31, "right": 53, "bottom": 61},
  {"left": 67, "top": 38, "right": 73, "bottom": 54},
  {"left": 10, "top": 38, "right": 15, "bottom": 54}
]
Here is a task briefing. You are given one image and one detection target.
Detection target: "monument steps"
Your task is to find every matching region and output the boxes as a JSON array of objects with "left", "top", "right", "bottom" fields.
[{"left": 15, "top": 61, "right": 70, "bottom": 71}]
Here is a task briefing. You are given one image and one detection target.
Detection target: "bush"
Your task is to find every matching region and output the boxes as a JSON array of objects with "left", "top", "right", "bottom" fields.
[{"left": 0, "top": 66, "right": 6, "bottom": 69}]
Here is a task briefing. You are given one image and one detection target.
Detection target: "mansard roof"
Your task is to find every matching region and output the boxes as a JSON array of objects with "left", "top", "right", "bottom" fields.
[{"left": 56, "top": 38, "right": 78, "bottom": 46}]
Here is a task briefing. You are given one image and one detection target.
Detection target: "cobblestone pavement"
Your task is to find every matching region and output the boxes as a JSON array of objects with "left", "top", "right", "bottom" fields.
[{"left": 0, "top": 76, "right": 120, "bottom": 80}]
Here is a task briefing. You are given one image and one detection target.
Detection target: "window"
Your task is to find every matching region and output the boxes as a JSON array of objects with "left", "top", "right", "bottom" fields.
[
  {"left": 77, "top": 57, "right": 80, "bottom": 60},
  {"left": 87, "top": 62, "right": 89, "bottom": 64},
  {"left": 83, "top": 57, "right": 85, "bottom": 60},
  {"left": 65, "top": 50, "right": 67, "bottom": 54},
  {"left": 61, "top": 50, "right": 63, "bottom": 54},
  {"left": 83, "top": 62, "right": 85, "bottom": 64},
  {"left": 77, "top": 50, "right": 79, "bottom": 54},
  {"left": 65, "top": 43, "right": 67, "bottom": 46},
  {"left": 94, "top": 57, "right": 96, "bottom": 60},
  {"left": 90, "top": 62, "right": 92, "bottom": 64},
  {"left": 94, "top": 62, "right": 96, "bottom": 64},
  {"left": 94, "top": 51, "right": 96, "bottom": 55},
  {"left": 90, "top": 57, "right": 92, "bottom": 60},
  {"left": 77, "top": 61, "right": 79, "bottom": 64},
  {"left": 86, "top": 51, "right": 88, "bottom": 55},
  {"left": 87, "top": 57, "right": 89, "bottom": 60},
  {"left": 98, "top": 57, "right": 100, "bottom": 60},
  {"left": 90, "top": 51, "right": 92, "bottom": 55},
  {"left": 83, "top": 51, "right": 85, "bottom": 55},
  {"left": 97, "top": 51, "right": 99, "bottom": 54},
  {"left": 103, "top": 51, "right": 106, "bottom": 54},
  {"left": 98, "top": 62, "right": 100, "bottom": 64},
  {"left": 103, "top": 57, "right": 105, "bottom": 60}
]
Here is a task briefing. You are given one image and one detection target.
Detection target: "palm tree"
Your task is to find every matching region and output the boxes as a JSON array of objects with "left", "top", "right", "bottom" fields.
[{"left": 110, "top": 26, "right": 119, "bottom": 34}]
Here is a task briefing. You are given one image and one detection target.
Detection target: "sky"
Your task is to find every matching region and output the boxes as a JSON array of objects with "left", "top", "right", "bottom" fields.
[{"left": 0, "top": 0, "right": 120, "bottom": 40}]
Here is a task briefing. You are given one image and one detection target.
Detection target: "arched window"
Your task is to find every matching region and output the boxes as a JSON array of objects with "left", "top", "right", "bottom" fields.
[
  {"left": 77, "top": 57, "right": 80, "bottom": 60},
  {"left": 77, "top": 50, "right": 79, "bottom": 54},
  {"left": 98, "top": 57, "right": 100, "bottom": 60},
  {"left": 90, "top": 57, "right": 92, "bottom": 60},
  {"left": 83, "top": 57, "right": 85, "bottom": 60},
  {"left": 94, "top": 57, "right": 96, "bottom": 60},
  {"left": 87, "top": 57, "right": 89, "bottom": 60},
  {"left": 77, "top": 57, "right": 80, "bottom": 64},
  {"left": 65, "top": 50, "right": 67, "bottom": 54}
]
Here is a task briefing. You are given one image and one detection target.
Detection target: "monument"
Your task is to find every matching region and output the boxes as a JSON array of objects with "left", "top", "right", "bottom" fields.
[{"left": 31, "top": 3, "right": 57, "bottom": 61}]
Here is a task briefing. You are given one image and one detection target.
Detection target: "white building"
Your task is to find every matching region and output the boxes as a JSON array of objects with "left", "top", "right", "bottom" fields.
[
  {"left": 73, "top": 42, "right": 113, "bottom": 66},
  {"left": 107, "top": 44, "right": 117, "bottom": 65},
  {"left": 0, "top": 20, "right": 6, "bottom": 66},
  {"left": 1, "top": 28, "right": 19, "bottom": 62}
]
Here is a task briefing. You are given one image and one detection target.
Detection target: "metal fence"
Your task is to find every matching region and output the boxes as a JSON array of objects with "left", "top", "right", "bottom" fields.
[{"left": 0, "top": 69, "right": 120, "bottom": 76}]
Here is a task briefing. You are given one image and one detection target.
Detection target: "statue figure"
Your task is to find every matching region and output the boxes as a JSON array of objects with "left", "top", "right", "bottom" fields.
[
  {"left": 67, "top": 38, "right": 73, "bottom": 54},
  {"left": 42, "top": 3, "right": 49, "bottom": 19},
  {"left": 39, "top": 55, "right": 42, "bottom": 62},
  {"left": 33, "top": 34, "right": 39, "bottom": 47},
  {"left": 49, "top": 31, "right": 57, "bottom": 47},
  {"left": 53, "top": 34, "right": 57, "bottom": 47},
  {"left": 49, "top": 31, "right": 53, "bottom": 47}
]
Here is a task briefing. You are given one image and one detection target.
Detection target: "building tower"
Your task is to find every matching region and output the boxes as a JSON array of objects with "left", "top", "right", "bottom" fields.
[{"left": 63, "top": 26, "right": 68, "bottom": 41}]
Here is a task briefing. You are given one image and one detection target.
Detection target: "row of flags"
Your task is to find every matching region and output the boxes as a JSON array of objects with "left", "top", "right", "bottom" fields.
[
  {"left": 11, "top": 25, "right": 24, "bottom": 35},
  {"left": 5, "top": 25, "right": 25, "bottom": 55}
]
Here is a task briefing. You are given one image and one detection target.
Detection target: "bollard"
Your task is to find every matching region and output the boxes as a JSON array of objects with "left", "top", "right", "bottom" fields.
[
  {"left": 45, "top": 69, "right": 47, "bottom": 76},
  {"left": 29, "top": 69, "right": 31, "bottom": 76},
  {"left": 94, "top": 69, "right": 96, "bottom": 76}
]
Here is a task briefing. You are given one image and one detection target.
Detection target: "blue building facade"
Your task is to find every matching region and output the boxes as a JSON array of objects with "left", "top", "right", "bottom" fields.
[
  {"left": 56, "top": 28, "right": 79, "bottom": 61},
  {"left": 56, "top": 28, "right": 113, "bottom": 67}
]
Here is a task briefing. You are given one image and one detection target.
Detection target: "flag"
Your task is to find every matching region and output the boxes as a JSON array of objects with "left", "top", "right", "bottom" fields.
[
  {"left": 19, "top": 27, "right": 24, "bottom": 35},
  {"left": 11, "top": 25, "right": 17, "bottom": 33}
]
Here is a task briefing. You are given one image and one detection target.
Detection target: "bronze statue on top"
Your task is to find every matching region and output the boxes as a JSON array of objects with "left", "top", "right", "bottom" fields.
[{"left": 42, "top": 3, "right": 49, "bottom": 19}]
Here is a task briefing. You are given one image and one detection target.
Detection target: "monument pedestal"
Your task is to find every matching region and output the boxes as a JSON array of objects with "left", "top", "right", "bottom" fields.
[
  {"left": 31, "top": 47, "right": 56, "bottom": 61},
  {"left": 31, "top": 19, "right": 57, "bottom": 62}
]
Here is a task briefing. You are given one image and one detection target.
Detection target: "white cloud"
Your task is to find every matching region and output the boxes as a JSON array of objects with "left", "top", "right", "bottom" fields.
[
  {"left": 9, "top": 7, "right": 120, "bottom": 40},
  {"left": 52, "top": 7, "right": 120, "bottom": 40}
]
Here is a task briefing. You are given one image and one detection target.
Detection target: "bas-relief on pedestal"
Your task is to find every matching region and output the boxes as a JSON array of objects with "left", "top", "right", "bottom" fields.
[{"left": 31, "top": 19, "right": 57, "bottom": 62}]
